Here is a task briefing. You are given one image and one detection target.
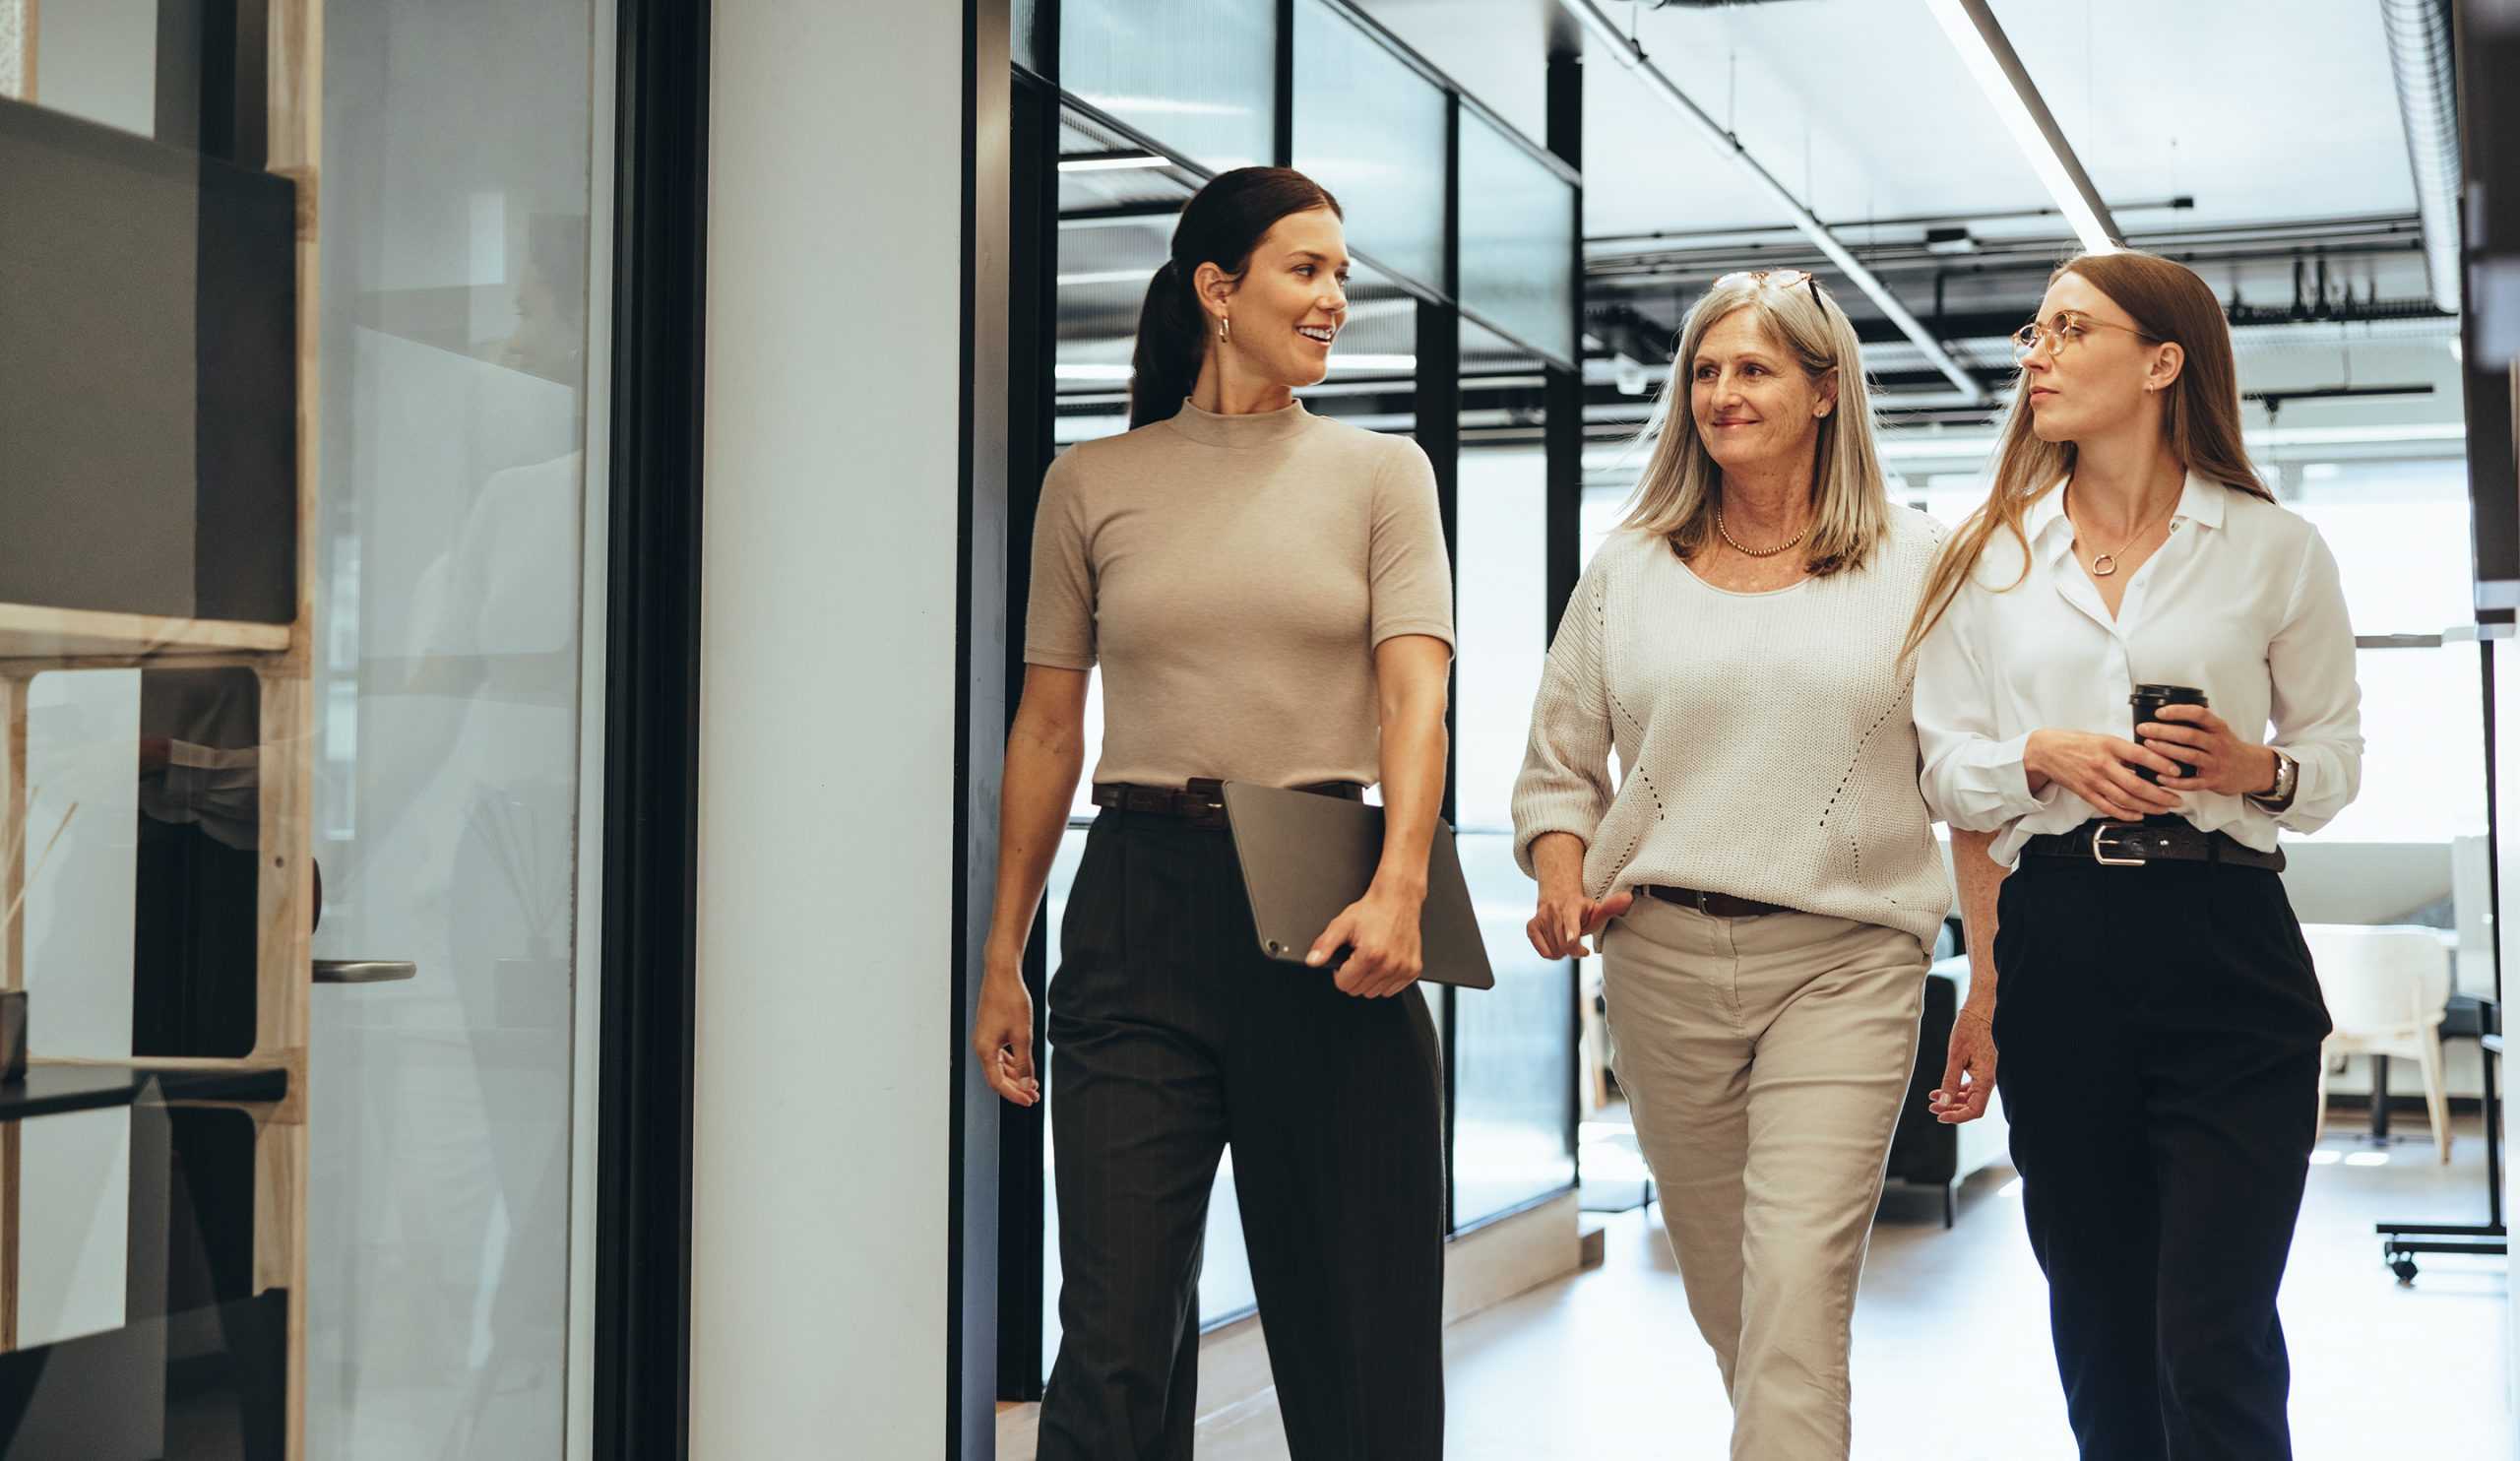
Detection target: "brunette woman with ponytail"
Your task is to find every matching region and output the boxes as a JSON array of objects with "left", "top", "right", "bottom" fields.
[
  {"left": 973, "top": 167, "right": 1454, "bottom": 1460},
  {"left": 1908, "top": 251, "right": 2363, "bottom": 1459}
]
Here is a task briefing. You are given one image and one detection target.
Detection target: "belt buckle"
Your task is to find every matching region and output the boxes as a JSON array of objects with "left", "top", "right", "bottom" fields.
[
  {"left": 1692, "top": 888, "right": 1714, "bottom": 916},
  {"left": 1183, "top": 777, "right": 1228, "bottom": 829},
  {"left": 2090, "top": 821, "right": 2151, "bottom": 867}
]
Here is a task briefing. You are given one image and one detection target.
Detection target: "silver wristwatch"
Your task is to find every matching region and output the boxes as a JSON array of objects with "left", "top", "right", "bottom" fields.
[{"left": 2248, "top": 748, "right": 2300, "bottom": 812}]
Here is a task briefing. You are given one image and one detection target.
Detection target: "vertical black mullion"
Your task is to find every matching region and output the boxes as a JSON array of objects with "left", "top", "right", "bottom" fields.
[
  {"left": 1274, "top": 0, "right": 1296, "bottom": 167},
  {"left": 1544, "top": 48, "right": 1585, "bottom": 1187},
  {"left": 1532, "top": 49, "right": 1572, "bottom": 639},
  {"left": 593, "top": 0, "right": 708, "bottom": 1453},
  {"left": 1418, "top": 302, "right": 1461, "bottom": 823},
  {"left": 994, "top": 67, "right": 1059, "bottom": 1407},
  {"left": 953, "top": 0, "right": 1013, "bottom": 1453},
  {"left": 1423, "top": 92, "right": 1464, "bottom": 1236}
]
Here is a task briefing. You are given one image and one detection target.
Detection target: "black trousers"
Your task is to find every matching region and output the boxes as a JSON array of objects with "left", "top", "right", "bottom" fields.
[
  {"left": 1993, "top": 853, "right": 2332, "bottom": 1461},
  {"left": 1036, "top": 808, "right": 1447, "bottom": 1461}
]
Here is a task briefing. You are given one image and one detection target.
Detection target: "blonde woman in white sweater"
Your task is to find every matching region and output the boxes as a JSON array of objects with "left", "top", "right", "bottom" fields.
[{"left": 1513, "top": 271, "right": 1948, "bottom": 1459}]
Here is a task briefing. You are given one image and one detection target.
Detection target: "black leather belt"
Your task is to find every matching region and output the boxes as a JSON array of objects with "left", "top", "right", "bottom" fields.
[
  {"left": 1091, "top": 778, "right": 1364, "bottom": 831},
  {"left": 2020, "top": 819, "right": 2286, "bottom": 872},
  {"left": 1639, "top": 885, "right": 1796, "bottom": 919}
]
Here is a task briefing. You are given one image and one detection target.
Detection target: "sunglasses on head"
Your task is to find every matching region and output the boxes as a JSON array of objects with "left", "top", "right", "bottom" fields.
[{"left": 1715, "top": 269, "right": 1826, "bottom": 311}]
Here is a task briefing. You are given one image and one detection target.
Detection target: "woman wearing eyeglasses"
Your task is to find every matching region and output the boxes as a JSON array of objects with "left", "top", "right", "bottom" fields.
[
  {"left": 1514, "top": 270, "right": 1950, "bottom": 1458},
  {"left": 1908, "top": 250, "right": 2362, "bottom": 1459}
]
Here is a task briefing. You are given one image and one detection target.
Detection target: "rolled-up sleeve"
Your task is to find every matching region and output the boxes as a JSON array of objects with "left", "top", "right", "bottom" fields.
[
  {"left": 2265, "top": 530, "right": 2363, "bottom": 834},
  {"left": 1512, "top": 562, "right": 1615, "bottom": 877},
  {"left": 1024, "top": 455, "right": 1098, "bottom": 670},
  {"left": 1914, "top": 586, "right": 2045, "bottom": 831}
]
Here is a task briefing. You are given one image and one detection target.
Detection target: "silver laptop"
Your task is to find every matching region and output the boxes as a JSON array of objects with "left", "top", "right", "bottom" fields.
[{"left": 1220, "top": 782, "right": 1496, "bottom": 990}]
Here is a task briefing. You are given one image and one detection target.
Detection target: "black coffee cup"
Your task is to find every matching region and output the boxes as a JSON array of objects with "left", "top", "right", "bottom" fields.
[{"left": 2130, "top": 683, "right": 2208, "bottom": 784}]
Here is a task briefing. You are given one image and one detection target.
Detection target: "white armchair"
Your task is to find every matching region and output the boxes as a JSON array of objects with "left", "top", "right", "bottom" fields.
[{"left": 2302, "top": 923, "right": 2456, "bottom": 1163}]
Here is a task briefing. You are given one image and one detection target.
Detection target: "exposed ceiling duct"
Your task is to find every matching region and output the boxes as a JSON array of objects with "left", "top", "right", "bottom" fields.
[
  {"left": 1552, "top": 0, "right": 1989, "bottom": 404},
  {"left": 2378, "top": 0, "right": 2463, "bottom": 314}
]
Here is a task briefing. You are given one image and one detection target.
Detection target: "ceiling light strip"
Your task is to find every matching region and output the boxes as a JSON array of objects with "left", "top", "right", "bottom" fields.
[
  {"left": 1923, "top": 0, "right": 2121, "bottom": 257},
  {"left": 1552, "top": 0, "right": 1986, "bottom": 404}
]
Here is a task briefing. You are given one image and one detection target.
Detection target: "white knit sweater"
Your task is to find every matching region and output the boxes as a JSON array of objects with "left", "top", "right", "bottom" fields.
[{"left": 1511, "top": 510, "right": 1953, "bottom": 945}]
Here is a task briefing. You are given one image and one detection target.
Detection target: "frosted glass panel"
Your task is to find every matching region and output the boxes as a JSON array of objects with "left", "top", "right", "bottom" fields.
[
  {"left": 1450, "top": 427, "right": 1578, "bottom": 1227},
  {"left": 308, "top": 1, "right": 598, "bottom": 1454},
  {"left": 1063, "top": 0, "right": 1276, "bottom": 173},
  {"left": 1015, "top": 0, "right": 1047, "bottom": 73},
  {"left": 1460, "top": 110, "right": 1575, "bottom": 363},
  {"left": 1452, "top": 831, "right": 1579, "bottom": 1226},
  {"left": 1292, "top": 0, "right": 1446, "bottom": 290}
]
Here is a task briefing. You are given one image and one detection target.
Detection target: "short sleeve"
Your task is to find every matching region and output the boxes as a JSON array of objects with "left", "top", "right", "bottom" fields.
[
  {"left": 1024, "top": 453, "right": 1097, "bottom": 670},
  {"left": 1367, "top": 440, "right": 1455, "bottom": 651}
]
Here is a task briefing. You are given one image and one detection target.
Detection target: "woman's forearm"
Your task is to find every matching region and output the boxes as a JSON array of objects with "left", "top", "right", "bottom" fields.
[
  {"left": 1371, "top": 706, "right": 1446, "bottom": 900},
  {"left": 1530, "top": 831, "right": 1588, "bottom": 897},
  {"left": 1949, "top": 827, "right": 2006, "bottom": 1013},
  {"left": 982, "top": 716, "right": 1087, "bottom": 976},
  {"left": 1370, "top": 636, "right": 1453, "bottom": 902}
]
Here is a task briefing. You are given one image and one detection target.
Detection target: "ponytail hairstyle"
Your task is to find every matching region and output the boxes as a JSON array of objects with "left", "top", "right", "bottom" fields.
[
  {"left": 1128, "top": 166, "right": 1343, "bottom": 430},
  {"left": 1899, "top": 249, "right": 2275, "bottom": 662}
]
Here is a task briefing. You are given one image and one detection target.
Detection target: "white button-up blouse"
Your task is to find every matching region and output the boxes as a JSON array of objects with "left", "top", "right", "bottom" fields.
[{"left": 1913, "top": 472, "right": 2364, "bottom": 866}]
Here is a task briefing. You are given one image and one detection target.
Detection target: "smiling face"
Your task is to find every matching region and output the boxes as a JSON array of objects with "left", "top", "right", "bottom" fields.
[
  {"left": 1203, "top": 207, "right": 1350, "bottom": 390},
  {"left": 1688, "top": 306, "right": 1834, "bottom": 476},
  {"left": 2018, "top": 270, "right": 2181, "bottom": 442}
]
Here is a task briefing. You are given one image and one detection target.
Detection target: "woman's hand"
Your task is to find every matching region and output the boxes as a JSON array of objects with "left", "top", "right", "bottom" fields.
[
  {"left": 2141, "top": 703, "right": 2281, "bottom": 799},
  {"left": 973, "top": 963, "right": 1041, "bottom": 1107},
  {"left": 1527, "top": 882, "right": 1635, "bottom": 961},
  {"left": 1930, "top": 1005, "right": 1997, "bottom": 1123},
  {"left": 1310, "top": 883, "right": 1426, "bottom": 998},
  {"left": 2025, "top": 728, "right": 2185, "bottom": 821}
]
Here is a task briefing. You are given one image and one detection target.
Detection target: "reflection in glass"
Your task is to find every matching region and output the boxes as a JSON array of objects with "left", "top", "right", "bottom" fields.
[
  {"left": 1450, "top": 416, "right": 1578, "bottom": 1227},
  {"left": 305, "top": 1, "right": 596, "bottom": 1454},
  {"left": 1459, "top": 110, "right": 1575, "bottom": 365},
  {"left": 1062, "top": 0, "right": 1275, "bottom": 174},
  {"left": 1292, "top": 0, "right": 1447, "bottom": 291},
  {"left": 1015, "top": 0, "right": 1048, "bottom": 74}
]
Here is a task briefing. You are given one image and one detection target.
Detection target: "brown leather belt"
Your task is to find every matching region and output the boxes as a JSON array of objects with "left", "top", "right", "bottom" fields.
[
  {"left": 1091, "top": 778, "right": 1364, "bottom": 831},
  {"left": 1639, "top": 885, "right": 1796, "bottom": 920},
  {"left": 2020, "top": 818, "right": 2286, "bottom": 872}
]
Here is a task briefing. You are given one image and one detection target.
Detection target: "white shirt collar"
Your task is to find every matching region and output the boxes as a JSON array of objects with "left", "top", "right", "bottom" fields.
[{"left": 2030, "top": 469, "right": 2230, "bottom": 561}]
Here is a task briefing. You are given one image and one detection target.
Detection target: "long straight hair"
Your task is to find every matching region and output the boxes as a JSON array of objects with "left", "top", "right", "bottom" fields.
[
  {"left": 1127, "top": 167, "right": 1342, "bottom": 430},
  {"left": 1616, "top": 273, "right": 1892, "bottom": 577},
  {"left": 1898, "top": 250, "right": 2276, "bottom": 661}
]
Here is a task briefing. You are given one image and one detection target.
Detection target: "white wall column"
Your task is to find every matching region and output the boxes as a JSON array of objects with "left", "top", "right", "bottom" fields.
[{"left": 694, "top": 0, "right": 976, "bottom": 1451}]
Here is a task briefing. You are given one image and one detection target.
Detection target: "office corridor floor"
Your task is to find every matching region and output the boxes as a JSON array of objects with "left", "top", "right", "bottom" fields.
[{"left": 1005, "top": 1114, "right": 2509, "bottom": 1459}]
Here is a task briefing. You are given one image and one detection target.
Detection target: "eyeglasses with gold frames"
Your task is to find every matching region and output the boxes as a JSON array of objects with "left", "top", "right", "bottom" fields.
[
  {"left": 2011, "top": 309, "right": 2163, "bottom": 362},
  {"left": 1715, "top": 269, "right": 1826, "bottom": 311}
]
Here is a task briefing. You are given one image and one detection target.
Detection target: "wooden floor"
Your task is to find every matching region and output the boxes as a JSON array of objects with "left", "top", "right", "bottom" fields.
[{"left": 1001, "top": 1115, "right": 2511, "bottom": 1459}]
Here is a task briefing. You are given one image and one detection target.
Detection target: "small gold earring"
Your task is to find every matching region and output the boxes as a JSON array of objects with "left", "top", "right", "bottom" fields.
[{"left": 1219, "top": 315, "right": 1231, "bottom": 345}]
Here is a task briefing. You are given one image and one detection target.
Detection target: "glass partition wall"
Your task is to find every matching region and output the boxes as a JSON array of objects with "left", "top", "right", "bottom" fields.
[
  {"left": 0, "top": 2, "right": 607, "bottom": 1453},
  {"left": 1008, "top": 0, "right": 1585, "bottom": 1393}
]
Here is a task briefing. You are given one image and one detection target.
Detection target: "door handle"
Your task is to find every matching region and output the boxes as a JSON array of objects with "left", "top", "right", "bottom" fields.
[{"left": 313, "top": 960, "right": 418, "bottom": 985}]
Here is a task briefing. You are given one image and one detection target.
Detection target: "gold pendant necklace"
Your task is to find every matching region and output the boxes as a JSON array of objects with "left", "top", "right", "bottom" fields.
[{"left": 2069, "top": 483, "right": 2176, "bottom": 578}]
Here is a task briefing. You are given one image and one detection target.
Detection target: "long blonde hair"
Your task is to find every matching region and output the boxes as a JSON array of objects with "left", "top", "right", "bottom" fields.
[
  {"left": 1899, "top": 250, "right": 2277, "bottom": 660},
  {"left": 1617, "top": 274, "right": 1892, "bottom": 577}
]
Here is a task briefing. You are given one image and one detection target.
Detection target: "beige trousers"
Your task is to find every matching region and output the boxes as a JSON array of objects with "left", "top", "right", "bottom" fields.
[{"left": 1601, "top": 896, "right": 1927, "bottom": 1461}]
